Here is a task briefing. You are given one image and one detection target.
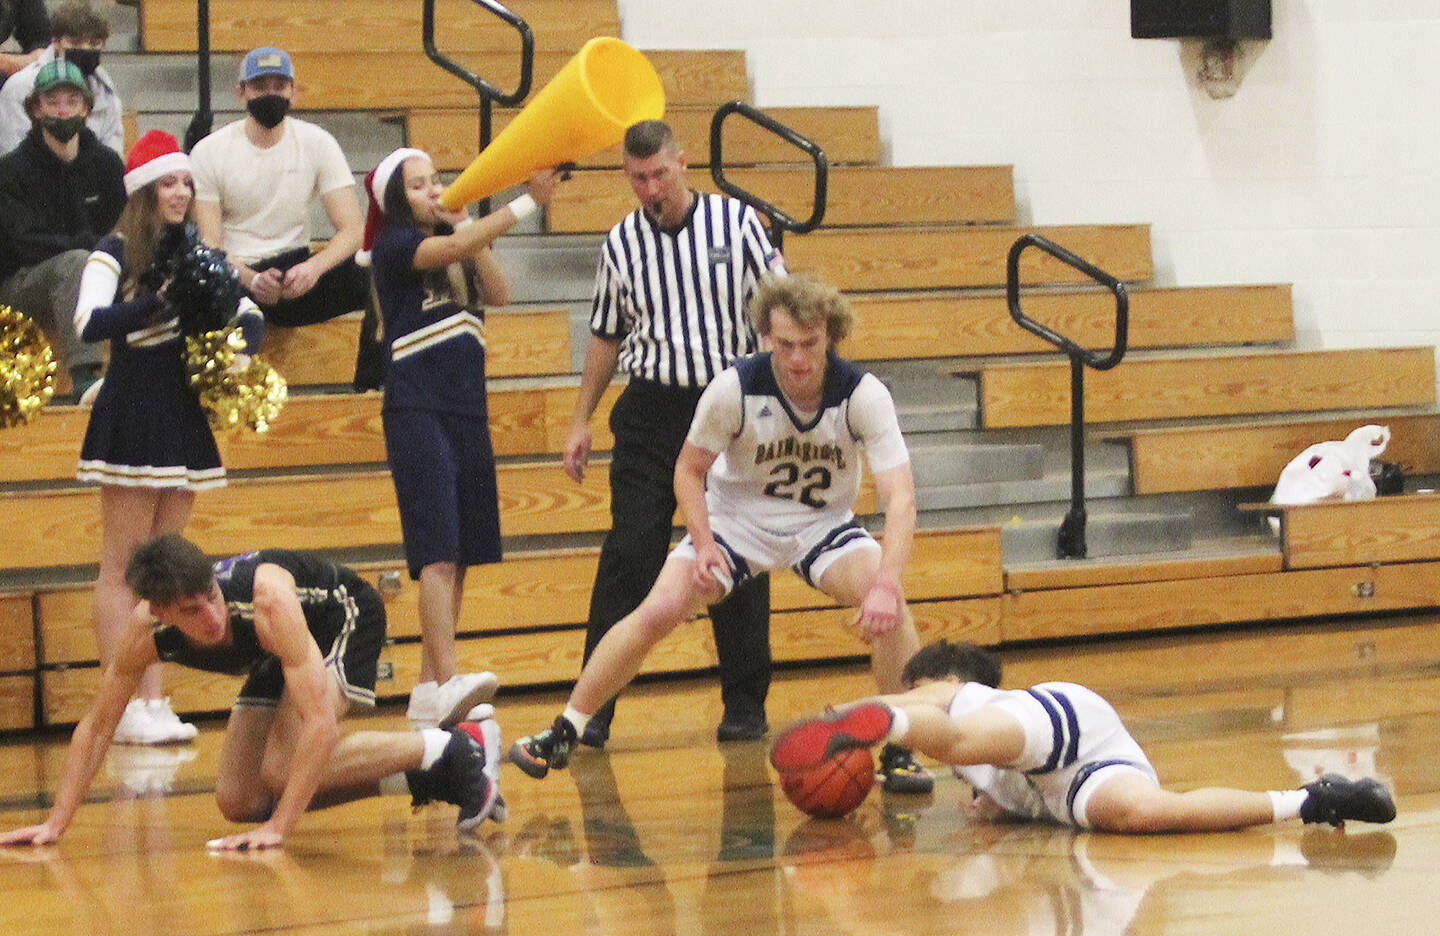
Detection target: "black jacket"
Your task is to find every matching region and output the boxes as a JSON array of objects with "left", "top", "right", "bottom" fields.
[{"left": 0, "top": 124, "right": 126, "bottom": 282}]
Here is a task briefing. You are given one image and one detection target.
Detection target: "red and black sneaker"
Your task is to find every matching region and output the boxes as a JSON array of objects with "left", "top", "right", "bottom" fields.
[{"left": 769, "top": 702, "right": 895, "bottom": 773}]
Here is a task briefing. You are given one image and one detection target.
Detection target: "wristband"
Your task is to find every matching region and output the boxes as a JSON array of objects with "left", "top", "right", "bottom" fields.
[{"left": 507, "top": 193, "right": 538, "bottom": 222}]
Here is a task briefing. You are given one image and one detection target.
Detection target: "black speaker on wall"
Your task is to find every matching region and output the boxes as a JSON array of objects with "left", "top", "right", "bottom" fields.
[{"left": 1131, "top": 0, "right": 1272, "bottom": 39}]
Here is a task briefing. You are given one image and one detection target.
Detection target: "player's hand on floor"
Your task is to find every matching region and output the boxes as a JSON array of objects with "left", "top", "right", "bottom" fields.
[
  {"left": 0, "top": 823, "right": 62, "bottom": 847},
  {"left": 207, "top": 825, "right": 285, "bottom": 852}
]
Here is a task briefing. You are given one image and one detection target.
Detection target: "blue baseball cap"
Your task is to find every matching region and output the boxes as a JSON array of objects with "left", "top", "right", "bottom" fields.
[{"left": 240, "top": 46, "right": 294, "bottom": 83}]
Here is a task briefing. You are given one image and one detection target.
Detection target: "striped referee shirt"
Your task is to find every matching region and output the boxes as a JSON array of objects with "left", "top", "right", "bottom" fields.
[{"left": 591, "top": 192, "right": 781, "bottom": 388}]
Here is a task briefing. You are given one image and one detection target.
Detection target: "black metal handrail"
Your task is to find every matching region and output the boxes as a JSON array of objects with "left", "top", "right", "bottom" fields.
[
  {"left": 182, "top": 0, "right": 213, "bottom": 152},
  {"left": 423, "top": 0, "right": 534, "bottom": 213},
  {"left": 709, "top": 101, "right": 828, "bottom": 251},
  {"left": 1006, "top": 233, "right": 1129, "bottom": 559}
]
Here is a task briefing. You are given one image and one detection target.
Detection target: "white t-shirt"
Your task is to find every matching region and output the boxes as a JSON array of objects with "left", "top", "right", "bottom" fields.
[{"left": 189, "top": 117, "right": 355, "bottom": 264}]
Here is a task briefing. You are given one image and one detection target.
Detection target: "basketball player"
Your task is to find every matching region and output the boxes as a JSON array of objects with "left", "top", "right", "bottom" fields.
[
  {"left": 511, "top": 275, "right": 931, "bottom": 790},
  {"left": 0, "top": 534, "right": 503, "bottom": 851},
  {"left": 771, "top": 639, "right": 1397, "bottom": 832}
]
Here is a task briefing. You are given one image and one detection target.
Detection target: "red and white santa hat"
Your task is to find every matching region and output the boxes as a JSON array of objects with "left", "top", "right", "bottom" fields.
[
  {"left": 125, "top": 129, "right": 191, "bottom": 196},
  {"left": 356, "top": 146, "right": 428, "bottom": 266}
]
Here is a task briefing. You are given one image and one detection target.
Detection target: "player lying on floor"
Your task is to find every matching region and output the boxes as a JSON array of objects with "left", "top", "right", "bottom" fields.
[
  {"left": 0, "top": 534, "right": 504, "bottom": 851},
  {"left": 771, "top": 639, "right": 1396, "bottom": 832}
]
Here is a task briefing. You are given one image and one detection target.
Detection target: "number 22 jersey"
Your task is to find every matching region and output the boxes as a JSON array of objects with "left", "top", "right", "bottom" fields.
[{"left": 686, "top": 351, "right": 910, "bottom": 536}]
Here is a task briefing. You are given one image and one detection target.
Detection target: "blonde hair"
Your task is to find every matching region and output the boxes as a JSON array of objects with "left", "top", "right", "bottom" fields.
[{"left": 747, "top": 274, "right": 854, "bottom": 345}]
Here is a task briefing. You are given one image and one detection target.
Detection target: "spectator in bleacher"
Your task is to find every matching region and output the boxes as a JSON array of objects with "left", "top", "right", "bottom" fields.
[
  {"left": 189, "top": 45, "right": 374, "bottom": 381},
  {"left": 0, "top": 57, "right": 122, "bottom": 399},
  {"left": 0, "top": 0, "right": 49, "bottom": 87},
  {"left": 0, "top": 2, "right": 123, "bottom": 156},
  {"left": 360, "top": 146, "right": 563, "bottom": 730},
  {"left": 558, "top": 119, "right": 778, "bottom": 752},
  {"left": 74, "top": 129, "right": 264, "bottom": 744}
]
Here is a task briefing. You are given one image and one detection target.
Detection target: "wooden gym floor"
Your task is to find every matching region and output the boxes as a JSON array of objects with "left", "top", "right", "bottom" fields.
[{"left": 1, "top": 620, "right": 1437, "bottom": 935}]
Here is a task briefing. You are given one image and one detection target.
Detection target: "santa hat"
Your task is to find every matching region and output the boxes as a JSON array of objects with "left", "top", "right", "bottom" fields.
[
  {"left": 125, "top": 130, "right": 191, "bottom": 195},
  {"left": 357, "top": 146, "right": 427, "bottom": 266}
]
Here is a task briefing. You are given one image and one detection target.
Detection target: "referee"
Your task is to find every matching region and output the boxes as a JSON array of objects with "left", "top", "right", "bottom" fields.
[{"left": 563, "top": 119, "right": 781, "bottom": 747}]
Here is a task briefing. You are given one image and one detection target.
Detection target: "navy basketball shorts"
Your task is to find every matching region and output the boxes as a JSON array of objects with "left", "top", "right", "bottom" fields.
[{"left": 384, "top": 407, "right": 503, "bottom": 580}]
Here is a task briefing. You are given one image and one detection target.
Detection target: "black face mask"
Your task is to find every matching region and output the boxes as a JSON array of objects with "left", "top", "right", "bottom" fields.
[
  {"left": 40, "top": 114, "right": 85, "bottom": 143},
  {"left": 246, "top": 94, "right": 290, "bottom": 130},
  {"left": 64, "top": 48, "right": 101, "bottom": 78}
]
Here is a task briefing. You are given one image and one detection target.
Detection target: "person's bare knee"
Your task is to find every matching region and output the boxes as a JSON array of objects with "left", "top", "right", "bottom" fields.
[
  {"left": 1082, "top": 774, "right": 1175, "bottom": 833},
  {"left": 215, "top": 779, "right": 275, "bottom": 823}
]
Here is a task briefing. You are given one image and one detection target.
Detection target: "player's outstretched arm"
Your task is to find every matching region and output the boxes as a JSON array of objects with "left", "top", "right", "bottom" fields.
[
  {"left": 206, "top": 564, "right": 339, "bottom": 852},
  {"left": 855, "top": 462, "right": 917, "bottom": 639},
  {"left": 0, "top": 611, "right": 156, "bottom": 846}
]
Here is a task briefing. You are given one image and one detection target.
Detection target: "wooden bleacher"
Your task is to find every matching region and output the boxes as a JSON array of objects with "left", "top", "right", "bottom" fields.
[
  {"left": 548, "top": 165, "right": 1017, "bottom": 233},
  {"left": 1122, "top": 413, "right": 1440, "bottom": 495},
  {"left": 979, "top": 347, "right": 1437, "bottom": 428},
  {"left": 1, "top": 0, "right": 1436, "bottom": 732},
  {"left": 412, "top": 105, "right": 885, "bottom": 172},
  {"left": 785, "top": 223, "right": 1154, "bottom": 290}
]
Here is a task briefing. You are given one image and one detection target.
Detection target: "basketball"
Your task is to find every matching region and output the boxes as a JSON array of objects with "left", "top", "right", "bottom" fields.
[{"left": 779, "top": 746, "right": 875, "bottom": 818}]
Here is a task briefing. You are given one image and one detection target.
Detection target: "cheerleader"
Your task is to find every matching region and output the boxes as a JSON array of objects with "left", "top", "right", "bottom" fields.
[
  {"left": 74, "top": 130, "right": 263, "bottom": 744},
  {"left": 361, "top": 147, "right": 561, "bottom": 728}
]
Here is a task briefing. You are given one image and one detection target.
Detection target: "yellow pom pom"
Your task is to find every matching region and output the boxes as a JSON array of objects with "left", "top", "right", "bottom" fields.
[
  {"left": 185, "top": 325, "right": 287, "bottom": 433},
  {"left": 0, "top": 305, "right": 57, "bottom": 428}
]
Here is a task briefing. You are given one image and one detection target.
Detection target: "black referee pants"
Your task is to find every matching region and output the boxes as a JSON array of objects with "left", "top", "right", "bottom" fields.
[{"left": 581, "top": 379, "right": 772, "bottom": 736}]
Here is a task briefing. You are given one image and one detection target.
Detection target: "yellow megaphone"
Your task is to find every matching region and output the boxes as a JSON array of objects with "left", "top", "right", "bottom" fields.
[{"left": 440, "top": 37, "right": 666, "bottom": 210}]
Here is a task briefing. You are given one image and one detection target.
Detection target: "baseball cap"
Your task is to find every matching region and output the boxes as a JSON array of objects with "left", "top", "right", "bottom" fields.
[
  {"left": 33, "top": 59, "right": 88, "bottom": 95},
  {"left": 240, "top": 46, "right": 294, "bottom": 83}
]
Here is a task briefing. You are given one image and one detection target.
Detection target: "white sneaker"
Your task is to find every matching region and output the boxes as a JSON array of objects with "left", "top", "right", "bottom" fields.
[
  {"left": 407, "top": 681, "right": 440, "bottom": 729},
  {"left": 433, "top": 672, "right": 500, "bottom": 730},
  {"left": 113, "top": 698, "right": 198, "bottom": 745}
]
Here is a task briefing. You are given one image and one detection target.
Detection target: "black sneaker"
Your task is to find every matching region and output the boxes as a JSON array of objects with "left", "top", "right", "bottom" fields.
[
  {"left": 579, "top": 719, "right": 609, "bottom": 750},
  {"left": 716, "top": 714, "right": 769, "bottom": 743},
  {"left": 508, "top": 716, "right": 577, "bottom": 779},
  {"left": 878, "top": 743, "right": 934, "bottom": 795},
  {"left": 1299, "top": 774, "right": 1396, "bottom": 827},
  {"left": 405, "top": 723, "right": 501, "bottom": 832}
]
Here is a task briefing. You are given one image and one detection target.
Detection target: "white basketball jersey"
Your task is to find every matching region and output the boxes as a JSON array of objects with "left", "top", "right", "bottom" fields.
[{"left": 688, "top": 352, "right": 908, "bottom": 538}]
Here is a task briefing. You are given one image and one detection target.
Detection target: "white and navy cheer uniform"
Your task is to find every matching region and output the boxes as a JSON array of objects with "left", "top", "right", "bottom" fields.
[
  {"left": 151, "top": 549, "right": 385, "bottom": 711},
  {"left": 682, "top": 350, "right": 910, "bottom": 588},
  {"left": 371, "top": 224, "right": 502, "bottom": 580},
  {"left": 945, "top": 681, "right": 1159, "bottom": 829},
  {"left": 74, "top": 231, "right": 262, "bottom": 490}
]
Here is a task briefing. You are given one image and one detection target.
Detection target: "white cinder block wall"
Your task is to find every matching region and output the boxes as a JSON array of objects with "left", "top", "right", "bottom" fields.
[{"left": 618, "top": 1, "right": 1440, "bottom": 369}]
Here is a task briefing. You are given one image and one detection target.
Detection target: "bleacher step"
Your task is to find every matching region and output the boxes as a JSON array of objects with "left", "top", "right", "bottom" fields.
[
  {"left": 908, "top": 440, "right": 1044, "bottom": 487},
  {"left": 1001, "top": 510, "right": 1193, "bottom": 562}
]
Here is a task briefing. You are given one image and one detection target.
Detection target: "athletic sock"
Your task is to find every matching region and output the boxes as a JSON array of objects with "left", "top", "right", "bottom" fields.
[
  {"left": 1269, "top": 789, "right": 1307, "bottom": 822},
  {"left": 561, "top": 706, "right": 590, "bottom": 737},
  {"left": 419, "top": 728, "right": 450, "bottom": 770},
  {"left": 883, "top": 705, "right": 911, "bottom": 745}
]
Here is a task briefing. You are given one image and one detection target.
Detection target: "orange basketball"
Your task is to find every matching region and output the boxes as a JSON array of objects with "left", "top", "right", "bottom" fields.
[{"left": 779, "top": 746, "right": 875, "bottom": 818}]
